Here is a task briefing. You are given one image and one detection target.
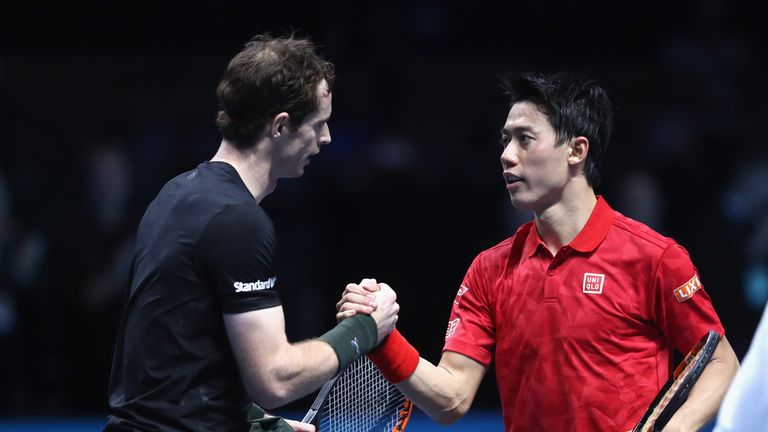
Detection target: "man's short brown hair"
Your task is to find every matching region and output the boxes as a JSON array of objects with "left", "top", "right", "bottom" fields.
[{"left": 215, "top": 34, "right": 335, "bottom": 149}]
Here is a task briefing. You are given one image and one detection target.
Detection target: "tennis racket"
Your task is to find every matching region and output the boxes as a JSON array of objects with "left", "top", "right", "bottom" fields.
[
  {"left": 632, "top": 330, "right": 721, "bottom": 432},
  {"left": 302, "top": 355, "right": 412, "bottom": 432}
]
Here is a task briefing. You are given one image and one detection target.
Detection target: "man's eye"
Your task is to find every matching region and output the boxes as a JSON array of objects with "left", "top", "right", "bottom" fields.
[{"left": 499, "top": 136, "right": 510, "bottom": 147}]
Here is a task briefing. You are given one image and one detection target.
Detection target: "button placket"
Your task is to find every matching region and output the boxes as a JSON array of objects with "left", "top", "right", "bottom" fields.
[
  {"left": 544, "top": 247, "right": 571, "bottom": 300},
  {"left": 544, "top": 264, "right": 558, "bottom": 300}
]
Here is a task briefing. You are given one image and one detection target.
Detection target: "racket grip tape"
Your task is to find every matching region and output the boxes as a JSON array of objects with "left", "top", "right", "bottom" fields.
[
  {"left": 368, "top": 329, "right": 419, "bottom": 383},
  {"left": 320, "top": 314, "right": 378, "bottom": 373}
]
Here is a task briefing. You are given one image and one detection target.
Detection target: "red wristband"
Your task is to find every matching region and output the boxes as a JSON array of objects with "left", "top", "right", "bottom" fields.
[{"left": 367, "top": 329, "right": 419, "bottom": 383}]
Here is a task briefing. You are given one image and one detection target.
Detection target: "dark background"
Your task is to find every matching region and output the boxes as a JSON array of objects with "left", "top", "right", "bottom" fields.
[{"left": 1, "top": 0, "right": 767, "bottom": 418}]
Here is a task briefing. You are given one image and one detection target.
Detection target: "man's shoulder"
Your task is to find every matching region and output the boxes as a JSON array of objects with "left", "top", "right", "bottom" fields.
[
  {"left": 610, "top": 211, "right": 678, "bottom": 254},
  {"left": 166, "top": 163, "right": 251, "bottom": 202},
  {"left": 476, "top": 222, "right": 534, "bottom": 260},
  {"left": 158, "top": 164, "right": 260, "bottom": 216},
  {"left": 140, "top": 164, "right": 267, "bottom": 240}
]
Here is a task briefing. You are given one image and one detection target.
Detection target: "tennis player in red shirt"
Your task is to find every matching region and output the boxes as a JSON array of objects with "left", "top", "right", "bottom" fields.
[{"left": 338, "top": 72, "right": 739, "bottom": 431}]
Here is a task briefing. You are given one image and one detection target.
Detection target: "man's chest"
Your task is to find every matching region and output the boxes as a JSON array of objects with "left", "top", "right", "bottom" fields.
[{"left": 492, "top": 251, "right": 658, "bottom": 352}]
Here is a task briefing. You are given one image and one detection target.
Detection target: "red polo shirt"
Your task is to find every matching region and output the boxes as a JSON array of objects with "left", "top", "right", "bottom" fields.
[{"left": 442, "top": 196, "right": 724, "bottom": 432}]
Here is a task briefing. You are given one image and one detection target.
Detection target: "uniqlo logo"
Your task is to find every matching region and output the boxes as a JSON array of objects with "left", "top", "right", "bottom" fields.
[
  {"left": 445, "top": 318, "right": 460, "bottom": 339},
  {"left": 674, "top": 273, "right": 702, "bottom": 302},
  {"left": 582, "top": 273, "right": 605, "bottom": 294}
]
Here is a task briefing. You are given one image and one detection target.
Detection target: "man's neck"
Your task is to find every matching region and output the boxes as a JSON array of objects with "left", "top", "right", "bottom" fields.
[
  {"left": 210, "top": 139, "right": 275, "bottom": 203},
  {"left": 533, "top": 181, "right": 597, "bottom": 255}
]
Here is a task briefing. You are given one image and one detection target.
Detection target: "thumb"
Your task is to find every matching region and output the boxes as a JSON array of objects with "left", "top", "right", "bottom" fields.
[{"left": 359, "top": 278, "right": 380, "bottom": 292}]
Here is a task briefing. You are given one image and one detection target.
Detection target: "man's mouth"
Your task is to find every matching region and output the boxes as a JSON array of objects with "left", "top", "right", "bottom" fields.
[{"left": 504, "top": 174, "right": 523, "bottom": 184}]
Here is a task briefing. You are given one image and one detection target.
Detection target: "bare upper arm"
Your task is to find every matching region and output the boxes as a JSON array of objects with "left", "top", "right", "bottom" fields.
[
  {"left": 222, "top": 305, "right": 339, "bottom": 408},
  {"left": 223, "top": 306, "right": 290, "bottom": 395},
  {"left": 711, "top": 335, "right": 739, "bottom": 366}
]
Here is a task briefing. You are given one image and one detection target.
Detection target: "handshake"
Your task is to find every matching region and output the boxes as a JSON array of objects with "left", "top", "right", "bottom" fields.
[
  {"left": 329, "top": 278, "right": 420, "bottom": 385},
  {"left": 335, "top": 278, "right": 400, "bottom": 346}
]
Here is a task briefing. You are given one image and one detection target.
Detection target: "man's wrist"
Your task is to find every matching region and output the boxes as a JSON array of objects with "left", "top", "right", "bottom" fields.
[
  {"left": 367, "top": 329, "right": 419, "bottom": 383},
  {"left": 319, "top": 314, "right": 377, "bottom": 373}
]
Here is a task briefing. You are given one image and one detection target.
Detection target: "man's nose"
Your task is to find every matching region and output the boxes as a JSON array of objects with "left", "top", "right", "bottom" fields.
[{"left": 319, "top": 124, "right": 331, "bottom": 146}]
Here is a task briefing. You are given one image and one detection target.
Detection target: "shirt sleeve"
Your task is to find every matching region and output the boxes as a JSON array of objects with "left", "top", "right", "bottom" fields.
[
  {"left": 198, "top": 202, "right": 282, "bottom": 313},
  {"left": 442, "top": 253, "right": 496, "bottom": 366},
  {"left": 653, "top": 243, "right": 725, "bottom": 353}
]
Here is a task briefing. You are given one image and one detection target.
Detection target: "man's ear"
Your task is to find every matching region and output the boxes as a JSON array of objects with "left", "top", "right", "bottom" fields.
[
  {"left": 568, "top": 136, "right": 589, "bottom": 166},
  {"left": 269, "top": 112, "right": 290, "bottom": 139}
]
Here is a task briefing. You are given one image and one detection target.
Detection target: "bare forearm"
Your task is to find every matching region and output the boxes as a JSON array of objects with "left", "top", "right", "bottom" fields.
[
  {"left": 397, "top": 357, "right": 478, "bottom": 424},
  {"left": 265, "top": 339, "right": 338, "bottom": 405}
]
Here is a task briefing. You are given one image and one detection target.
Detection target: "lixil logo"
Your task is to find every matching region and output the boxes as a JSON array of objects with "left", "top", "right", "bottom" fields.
[
  {"left": 582, "top": 273, "right": 605, "bottom": 295},
  {"left": 674, "top": 273, "right": 702, "bottom": 303}
]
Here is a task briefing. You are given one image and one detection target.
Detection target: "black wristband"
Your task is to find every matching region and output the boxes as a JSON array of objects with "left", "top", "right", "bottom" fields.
[
  {"left": 319, "top": 314, "right": 377, "bottom": 372},
  {"left": 248, "top": 403, "right": 266, "bottom": 420}
]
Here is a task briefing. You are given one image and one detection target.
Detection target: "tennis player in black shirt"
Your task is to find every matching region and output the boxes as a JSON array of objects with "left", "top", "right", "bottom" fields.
[{"left": 105, "top": 34, "right": 400, "bottom": 432}]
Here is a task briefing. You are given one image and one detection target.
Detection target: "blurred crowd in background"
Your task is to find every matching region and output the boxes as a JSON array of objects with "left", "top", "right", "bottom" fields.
[{"left": 1, "top": 0, "right": 767, "bottom": 418}]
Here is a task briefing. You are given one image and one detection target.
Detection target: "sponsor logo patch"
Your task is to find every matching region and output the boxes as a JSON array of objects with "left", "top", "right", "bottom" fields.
[
  {"left": 674, "top": 273, "right": 702, "bottom": 302},
  {"left": 445, "top": 318, "right": 460, "bottom": 339},
  {"left": 234, "top": 276, "right": 277, "bottom": 293},
  {"left": 582, "top": 273, "right": 605, "bottom": 295},
  {"left": 454, "top": 285, "right": 469, "bottom": 305}
]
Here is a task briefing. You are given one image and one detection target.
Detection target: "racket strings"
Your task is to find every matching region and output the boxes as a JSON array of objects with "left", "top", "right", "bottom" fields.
[{"left": 319, "top": 357, "right": 408, "bottom": 431}]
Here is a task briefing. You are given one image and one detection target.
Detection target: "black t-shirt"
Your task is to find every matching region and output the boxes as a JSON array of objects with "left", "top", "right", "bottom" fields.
[{"left": 106, "top": 162, "right": 281, "bottom": 431}]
